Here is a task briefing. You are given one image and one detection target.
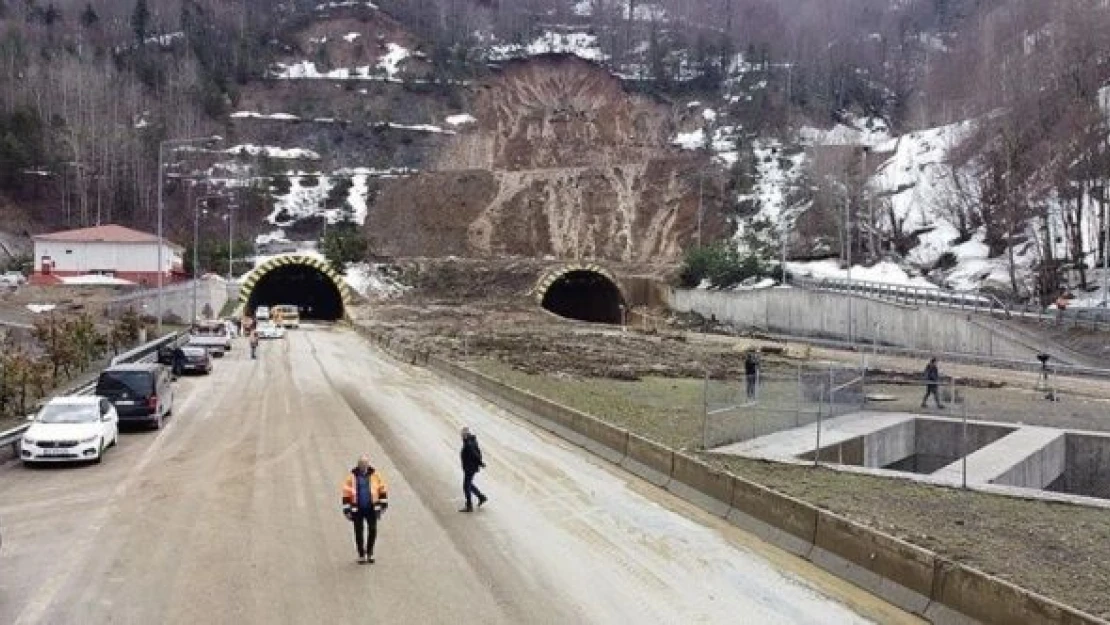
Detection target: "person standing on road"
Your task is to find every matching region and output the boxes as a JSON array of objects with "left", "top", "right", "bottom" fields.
[
  {"left": 341, "top": 455, "right": 389, "bottom": 564},
  {"left": 744, "top": 350, "right": 761, "bottom": 400},
  {"left": 921, "top": 357, "right": 944, "bottom": 409},
  {"left": 459, "top": 427, "right": 488, "bottom": 512},
  {"left": 249, "top": 329, "right": 259, "bottom": 360}
]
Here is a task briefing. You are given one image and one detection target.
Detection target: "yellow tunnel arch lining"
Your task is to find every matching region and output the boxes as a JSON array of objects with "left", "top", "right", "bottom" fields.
[
  {"left": 239, "top": 254, "right": 353, "bottom": 311},
  {"left": 532, "top": 263, "right": 625, "bottom": 304}
]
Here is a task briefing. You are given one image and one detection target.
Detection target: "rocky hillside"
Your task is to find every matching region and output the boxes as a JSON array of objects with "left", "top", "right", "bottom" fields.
[{"left": 371, "top": 56, "right": 718, "bottom": 262}]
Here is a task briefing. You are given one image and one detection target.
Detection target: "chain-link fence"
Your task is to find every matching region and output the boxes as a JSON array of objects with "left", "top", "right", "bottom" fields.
[
  {"left": 701, "top": 363, "right": 1110, "bottom": 451},
  {"left": 702, "top": 365, "right": 867, "bottom": 449}
]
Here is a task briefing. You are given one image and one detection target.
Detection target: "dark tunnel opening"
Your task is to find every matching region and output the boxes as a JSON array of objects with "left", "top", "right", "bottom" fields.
[
  {"left": 541, "top": 270, "right": 624, "bottom": 324},
  {"left": 248, "top": 264, "right": 344, "bottom": 321}
]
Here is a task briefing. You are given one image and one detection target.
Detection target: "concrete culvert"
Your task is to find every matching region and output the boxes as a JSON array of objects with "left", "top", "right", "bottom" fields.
[
  {"left": 248, "top": 264, "right": 345, "bottom": 321},
  {"left": 541, "top": 270, "right": 624, "bottom": 324}
]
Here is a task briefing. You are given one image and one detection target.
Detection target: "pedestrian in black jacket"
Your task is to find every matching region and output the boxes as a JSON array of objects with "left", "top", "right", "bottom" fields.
[
  {"left": 921, "top": 357, "right": 944, "bottom": 409},
  {"left": 459, "top": 427, "right": 488, "bottom": 512}
]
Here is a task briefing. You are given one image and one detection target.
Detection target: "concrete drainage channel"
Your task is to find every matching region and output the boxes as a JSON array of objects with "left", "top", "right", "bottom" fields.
[
  {"left": 352, "top": 325, "right": 1107, "bottom": 625},
  {"left": 716, "top": 413, "right": 1110, "bottom": 509}
]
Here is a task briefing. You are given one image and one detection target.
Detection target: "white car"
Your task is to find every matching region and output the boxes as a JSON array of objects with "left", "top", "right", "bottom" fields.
[
  {"left": 21, "top": 396, "right": 119, "bottom": 465},
  {"left": 257, "top": 321, "right": 285, "bottom": 339},
  {"left": 255, "top": 306, "right": 271, "bottom": 321},
  {"left": 0, "top": 271, "right": 25, "bottom": 288}
]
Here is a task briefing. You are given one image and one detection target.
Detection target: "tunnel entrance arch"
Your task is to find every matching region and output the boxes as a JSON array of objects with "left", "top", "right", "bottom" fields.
[
  {"left": 534, "top": 264, "right": 625, "bottom": 324},
  {"left": 239, "top": 255, "right": 352, "bottom": 321}
]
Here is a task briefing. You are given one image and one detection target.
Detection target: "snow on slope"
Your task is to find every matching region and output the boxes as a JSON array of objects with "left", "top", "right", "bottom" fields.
[
  {"left": 488, "top": 32, "right": 606, "bottom": 62},
  {"left": 787, "top": 259, "right": 933, "bottom": 288}
]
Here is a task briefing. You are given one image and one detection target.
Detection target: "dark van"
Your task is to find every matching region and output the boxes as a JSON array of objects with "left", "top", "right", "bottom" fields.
[{"left": 95, "top": 364, "right": 175, "bottom": 429}]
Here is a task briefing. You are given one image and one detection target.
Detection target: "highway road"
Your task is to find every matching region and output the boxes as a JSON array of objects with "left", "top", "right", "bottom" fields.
[{"left": 0, "top": 325, "right": 922, "bottom": 624}]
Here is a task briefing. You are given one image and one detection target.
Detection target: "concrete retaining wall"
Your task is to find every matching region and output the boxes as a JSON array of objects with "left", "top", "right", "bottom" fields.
[
  {"left": 355, "top": 326, "right": 1106, "bottom": 625},
  {"left": 104, "top": 279, "right": 230, "bottom": 323},
  {"left": 668, "top": 288, "right": 1042, "bottom": 360}
]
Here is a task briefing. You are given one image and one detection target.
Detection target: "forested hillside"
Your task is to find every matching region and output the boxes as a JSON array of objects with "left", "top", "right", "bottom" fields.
[{"left": 2, "top": 0, "right": 1110, "bottom": 301}]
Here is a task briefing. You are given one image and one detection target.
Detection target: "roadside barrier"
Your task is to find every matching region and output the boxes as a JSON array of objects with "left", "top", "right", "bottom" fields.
[{"left": 354, "top": 325, "right": 1108, "bottom": 625}]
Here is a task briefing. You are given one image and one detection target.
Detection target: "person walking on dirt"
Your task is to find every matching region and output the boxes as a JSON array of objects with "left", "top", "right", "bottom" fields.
[
  {"left": 459, "top": 427, "right": 488, "bottom": 512},
  {"left": 249, "top": 329, "right": 259, "bottom": 360},
  {"left": 921, "top": 357, "right": 944, "bottom": 409},
  {"left": 744, "top": 350, "right": 761, "bottom": 400},
  {"left": 341, "top": 455, "right": 389, "bottom": 564}
]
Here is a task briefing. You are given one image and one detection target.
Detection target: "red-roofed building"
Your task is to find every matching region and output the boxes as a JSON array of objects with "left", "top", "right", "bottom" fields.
[{"left": 31, "top": 224, "right": 185, "bottom": 286}]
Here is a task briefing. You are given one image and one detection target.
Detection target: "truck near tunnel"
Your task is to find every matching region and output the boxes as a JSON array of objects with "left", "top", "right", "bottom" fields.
[
  {"left": 273, "top": 304, "right": 300, "bottom": 329},
  {"left": 188, "top": 320, "right": 232, "bottom": 356}
]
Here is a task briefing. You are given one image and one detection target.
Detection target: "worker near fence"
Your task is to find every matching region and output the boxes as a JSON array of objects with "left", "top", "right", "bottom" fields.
[
  {"left": 744, "top": 350, "right": 761, "bottom": 400},
  {"left": 921, "top": 357, "right": 945, "bottom": 409}
]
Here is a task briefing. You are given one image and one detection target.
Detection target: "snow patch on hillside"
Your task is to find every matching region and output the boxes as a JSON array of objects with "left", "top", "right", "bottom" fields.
[
  {"left": 446, "top": 114, "right": 477, "bottom": 126},
  {"left": 316, "top": 1, "right": 378, "bottom": 10},
  {"left": 787, "top": 259, "right": 934, "bottom": 288},
  {"left": 231, "top": 111, "right": 301, "bottom": 121},
  {"left": 344, "top": 262, "right": 409, "bottom": 299},
  {"left": 799, "top": 116, "right": 892, "bottom": 147},
  {"left": 268, "top": 175, "right": 334, "bottom": 227},
  {"left": 747, "top": 143, "right": 806, "bottom": 224},
  {"left": 870, "top": 120, "right": 977, "bottom": 270},
  {"left": 377, "top": 43, "right": 411, "bottom": 79},
  {"left": 226, "top": 144, "right": 321, "bottom": 160},
  {"left": 489, "top": 32, "right": 606, "bottom": 63}
]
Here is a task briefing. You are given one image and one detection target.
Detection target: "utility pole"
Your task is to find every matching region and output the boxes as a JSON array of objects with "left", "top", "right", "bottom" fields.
[{"left": 156, "top": 135, "right": 222, "bottom": 333}]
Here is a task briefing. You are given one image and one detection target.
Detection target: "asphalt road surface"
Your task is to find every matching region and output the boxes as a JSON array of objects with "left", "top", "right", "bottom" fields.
[{"left": 0, "top": 325, "right": 923, "bottom": 625}]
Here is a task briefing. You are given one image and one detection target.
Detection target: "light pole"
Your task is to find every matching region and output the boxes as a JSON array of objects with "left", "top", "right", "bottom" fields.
[
  {"left": 193, "top": 194, "right": 224, "bottom": 321},
  {"left": 227, "top": 204, "right": 239, "bottom": 283},
  {"left": 780, "top": 212, "right": 789, "bottom": 285},
  {"left": 156, "top": 135, "right": 221, "bottom": 333}
]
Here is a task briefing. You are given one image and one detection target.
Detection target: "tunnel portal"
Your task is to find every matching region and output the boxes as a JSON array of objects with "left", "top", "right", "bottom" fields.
[
  {"left": 240, "top": 255, "right": 349, "bottom": 321},
  {"left": 538, "top": 267, "right": 624, "bottom": 324}
]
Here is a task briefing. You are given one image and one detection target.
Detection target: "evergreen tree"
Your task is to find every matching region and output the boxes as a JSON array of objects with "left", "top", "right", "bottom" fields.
[
  {"left": 80, "top": 3, "right": 98, "bottom": 28},
  {"left": 131, "top": 0, "right": 150, "bottom": 42}
]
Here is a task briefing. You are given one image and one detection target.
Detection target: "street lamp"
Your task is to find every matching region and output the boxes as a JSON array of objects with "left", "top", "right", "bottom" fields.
[
  {"left": 157, "top": 135, "right": 221, "bottom": 333},
  {"left": 193, "top": 194, "right": 225, "bottom": 321}
]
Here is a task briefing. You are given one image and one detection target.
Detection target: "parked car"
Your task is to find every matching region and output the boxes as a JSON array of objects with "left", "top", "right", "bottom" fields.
[
  {"left": 188, "top": 320, "right": 232, "bottom": 356},
  {"left": 257, "top": 321, "right": 285, "bottom": 339},
  {"left": 156, "top": 344, "right": 180, "bottom": 366},
  {"left": 174, "top": 346, "right": 212, "bottom": 375},
  {"left": 0, "top": 270, "right": 25, "bottom": 288},
  {"left": 95, "top": 363, "right": 174, "bottom": 429},
  {"left": 255, "top": 305, "right": 271, "bottom": 321},
  {"left": 21, "top": 396, "right": 118, "bottom": 465}
]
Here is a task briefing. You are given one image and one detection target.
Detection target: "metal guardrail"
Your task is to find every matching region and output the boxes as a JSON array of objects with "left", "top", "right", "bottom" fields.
[
  {"left": 789, "top": 274, "right": 1008, "bottom": 314},
  {"left": 790, "top": 274, "right": 1110, "bottom": 333},
  {"left": 0, "top": 331, "right": 183, "bottom": 454}
]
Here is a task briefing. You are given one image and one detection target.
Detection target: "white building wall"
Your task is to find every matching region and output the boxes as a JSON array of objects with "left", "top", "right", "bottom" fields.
[{"left": 34, "top": 240, "right": 182, "bottom": 273}]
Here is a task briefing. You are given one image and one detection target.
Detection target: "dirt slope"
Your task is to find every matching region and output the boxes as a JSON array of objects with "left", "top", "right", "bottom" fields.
[{"left": 369, "top": 56, "right": 725, "bottom": 262}]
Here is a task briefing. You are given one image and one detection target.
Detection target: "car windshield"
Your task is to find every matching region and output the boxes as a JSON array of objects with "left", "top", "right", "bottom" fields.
[
  {"left": 182, "top": 348, "right": 207, "bottom": 357},
  {"left": 37, "top": 403, "right": 97, "bottom": 424},
  {"left": 97, "top": 371, "right": 153, "bottom": 395},
  {"left": 193, "top": 325, "right": 226, "bottom": 336}
]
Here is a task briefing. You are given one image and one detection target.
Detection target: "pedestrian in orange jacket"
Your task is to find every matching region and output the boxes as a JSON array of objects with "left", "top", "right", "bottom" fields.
[{"left": 341, "top": 455, "right": 389, "bottom": 564}]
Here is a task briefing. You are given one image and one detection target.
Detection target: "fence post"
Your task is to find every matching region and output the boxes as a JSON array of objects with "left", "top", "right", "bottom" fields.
[
  {"left": 795, "top": 365, "right": 802, "bottom": 428},
  {"left": 701, "top": 369, "right": 710, "bottom": 450},
  {"left": 961, "top": 386, "right": 968, "bottom": 489},
  {"left": 815, "top": 368, "right": 829, "bottom": 466}
]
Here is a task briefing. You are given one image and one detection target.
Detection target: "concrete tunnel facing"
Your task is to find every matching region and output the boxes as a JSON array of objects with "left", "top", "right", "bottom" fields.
[
  {"left": 539, "top": 268, "right": 625, "bottom": 324},
  {"left": 240, "top": 255, "right": 350, "bottom": 321}
]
